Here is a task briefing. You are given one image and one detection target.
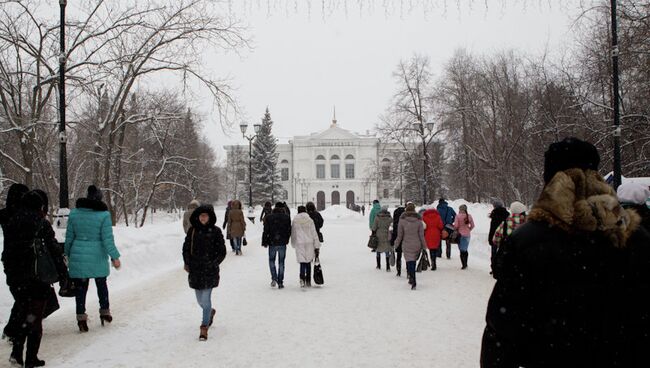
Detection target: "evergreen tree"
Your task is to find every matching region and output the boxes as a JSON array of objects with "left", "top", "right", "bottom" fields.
[{"left": 251, "top": 108, "right": 283, "bottom": 204}]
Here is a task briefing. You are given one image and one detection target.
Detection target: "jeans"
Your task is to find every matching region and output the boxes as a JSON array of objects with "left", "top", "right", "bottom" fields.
[
  {"left": 299, "top": 262, "right": 311, "bottom": 280},
  {"left": 233, "top": 237, "right": 242, "bottom": 252},
  {"left": 406, "top": 261, "right": 417, "bottom": 283},
  {"left": 74, "top": 277, "right": 109, "bottom": 315},
  {"left": 194, "top": 288, "right": 213, "bottom": 326},
  {"left": 459, "top": 236, "right": 471, "bottom": 252},
  {"left": 269, "top": 245, "right": 287, "bottom": 283}
]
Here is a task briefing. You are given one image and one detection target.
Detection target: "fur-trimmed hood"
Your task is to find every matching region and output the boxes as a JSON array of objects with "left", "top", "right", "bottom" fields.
[
  {"left": 400, "top": 211, "right": 421, "bottom": 221},
  {"left": 529, "top": 168, "right": 641, "bottom": 248},
  {"left": 76, "top": 198, "right": 109, "bottom": 212}
]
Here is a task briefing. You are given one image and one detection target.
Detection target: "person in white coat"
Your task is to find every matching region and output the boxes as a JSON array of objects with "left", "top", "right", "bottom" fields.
[{"left": 291, "top": 206, "right": 321, "bottom": 288}]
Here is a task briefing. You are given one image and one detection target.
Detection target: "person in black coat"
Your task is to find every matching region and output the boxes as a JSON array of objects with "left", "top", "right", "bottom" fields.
[
  {"left": 305, "top": 201, "right": 324, "bottom": 287},
  {"left": 1, "top": 183, "right": 29, "bottom": 343},
  {"left": 260, "top": 201, "right": 272, "bottom": 223},
  {"left": 481, "top": 137, "right": 650, "bottom": 368},
  {"left": 262, "top": 202, "right": 291, "bottom": 289},
  {"left": 487, "top": 201, "right": 509, "bottom": 274},
  {"left": 390, "top": 205, "right": 405, "bottom": 277},
  {"left": 183, "top": 205, "right": 227, "bottom": 341},
  {"left": 3, "top": 191, "right": 68, "bottom": 367},
  {"left": 222, "top": 200, "right": 234, "bottom": 252}
]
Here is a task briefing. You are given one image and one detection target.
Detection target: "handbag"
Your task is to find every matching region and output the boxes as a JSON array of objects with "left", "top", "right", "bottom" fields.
[
  {"left": 32, "top": 223, "right": 59, "bottom": 284},
  {"left": 43, "top": 286, "right": 60, "bottom": 319},
  {"left": 416, "top": 250, "right": 430, "bottom": 272},
  {"left": 317, "top": 232, "right": 324, "bottom": 243},
  {"left": 389, "top": 250, "right": 396, "bottom": 267},
  {"left": 313, "top": 256, "right": 324, "bottom": 285},
  {"left": 367, "top": 231, "right": 378, "bottom": 250},
  {"left": 58, "top": 278, "right": 77, "bottom": 298},
  {"left": 243, "top": 237, "right": 248, "bottom": 246}
]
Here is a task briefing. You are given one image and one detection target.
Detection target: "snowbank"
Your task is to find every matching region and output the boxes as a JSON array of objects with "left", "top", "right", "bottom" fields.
[{"left": 320, "top": 205, "right": 364, "bottom": 220}]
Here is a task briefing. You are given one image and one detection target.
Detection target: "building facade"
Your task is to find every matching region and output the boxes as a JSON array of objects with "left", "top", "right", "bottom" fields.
[{"left": 225, "top": 117, "right": 404, "bottom": 210}]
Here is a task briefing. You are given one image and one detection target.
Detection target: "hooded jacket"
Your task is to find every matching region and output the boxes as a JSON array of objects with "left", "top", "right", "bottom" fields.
[
  {"left": 436, "top": 200, "right": 456, "bottom": 225},
  {"left": 422, "top": 209, "right": 444, "bottom": 250},
  {"left": 371, "top": 210, "right": 393, "bottom": 253},
  {"left": 226, "top": 200, "right": 246, "bottom": 238},
  {"left": 395, "top": 211, "right": 426, "bottom": 262},
  {"left": 488, "top": 206, "right": 510, "bottom": 246},
  {"left": 290, "top": 212, "right": 320, "bottom": 263},
  {"left": 183, "top": 205, "right": 227, "bottom": 289},
  {"left": 391, "top": 206, "right": 406, "bottom": 248},
  {"left": 481, "top": 168, "right": 650, "bottom": 368},
  {"left": 368, "top": 202, "right": 381, "bottom": 230},
  {"left": 65, "top": 198, "right": 121, "bottom": 278},
  {"left": 262, "top": 207, "right": 291, "bottom": 246}
]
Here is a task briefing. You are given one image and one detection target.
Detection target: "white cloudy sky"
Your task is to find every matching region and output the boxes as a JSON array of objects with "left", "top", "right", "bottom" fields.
[{"left": 191, "top": 1, "right": 590, "bottom": 158}]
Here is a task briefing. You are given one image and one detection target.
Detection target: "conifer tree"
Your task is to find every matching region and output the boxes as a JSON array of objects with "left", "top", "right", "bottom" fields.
[{"left": 251, "top": 108, "right": 283, "bottom": 204}]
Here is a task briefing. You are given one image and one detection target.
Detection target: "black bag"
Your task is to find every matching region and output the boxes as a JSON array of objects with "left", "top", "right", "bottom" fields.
[
  {"left": 43, "top": 287, "right": 60, "bottom": 319},
  {"left": 243, "top": 237, "right": 248, "bottom": 246},
  {"left": 416, "top": 250, "right": 430, "bottom": 272},
  {"left": 443, "top": 224, "right": 460, "bottom": 244},
  {"left": 32, "top": 224, "right": 59, "bottom": 285},
  {"left": 317, "top": 232, "right": 324, "bottom": 243},
  {"left": 58, "top": 278, "right": 77, "bottom": 298},
  {"left": 313, "top": 256, "right": 324, "bottom": 285},
  {"left": 367, "top": 232, "right": 378, "bottom": 250}
]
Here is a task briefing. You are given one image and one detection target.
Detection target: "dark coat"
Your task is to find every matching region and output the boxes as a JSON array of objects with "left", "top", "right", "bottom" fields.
[
  {"left": 307, "top": 210, "right": 324, "bottom": 241},
  {"left": 488, "top": 207, "right": 510, "bottom": 246},
  {"left": 2, "top": 208, "right": 67, "bottom": 290},
  {"left": 391, "top": 206, "right": 405, "bottom": 250},
  {"left": 481, "top": 169, "right": 650, "bottom": 368},
  {"left": 183, "top": 205, "right": 227, "bottom": 290},
  {"left": 436, "top": 200, "right": 456, "bottom": 225},
  {"left": 262, "top": 208, "right": 291, "bottom": 246},
  {"left": 260, "top": 205, "right": 272, "bottom": 222}
]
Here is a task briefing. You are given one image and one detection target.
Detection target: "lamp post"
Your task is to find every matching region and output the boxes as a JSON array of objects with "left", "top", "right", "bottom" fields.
[
  {"left": 240, "top": 122, "right": 261, "bottom": 221},
  {"left": 411, "top": 120, "right": 435, "bottom": 205},
  {"left": 58, "top": 0, "right": 68, "bottom": 209},
  {"left": 610, "top": 0, "right": 622, "bottom": 189}
]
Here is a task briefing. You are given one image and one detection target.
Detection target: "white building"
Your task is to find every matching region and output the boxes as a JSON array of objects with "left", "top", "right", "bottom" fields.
[{"left": 225, "top": 115, "right": 404, "bottom": 210}]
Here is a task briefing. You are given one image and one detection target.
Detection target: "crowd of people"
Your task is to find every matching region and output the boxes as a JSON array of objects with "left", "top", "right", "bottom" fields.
[{"left": 2, "top": 136, "right": 650, "bottom": 365}]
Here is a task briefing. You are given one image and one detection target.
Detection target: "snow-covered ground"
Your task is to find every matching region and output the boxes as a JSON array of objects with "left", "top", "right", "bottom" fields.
[{"left": 1, "top": 201, "right": 496, "bottom": 367}]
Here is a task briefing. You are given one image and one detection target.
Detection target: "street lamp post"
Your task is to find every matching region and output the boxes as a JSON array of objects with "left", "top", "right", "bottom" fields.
[
  {"left": 411, "top": 120, "right": 435, "bottom": 205},
  {"left": 240, "top": 122, "right": 261, "bottom": 221},
  {"left": 610, "top": 0, "right": 622, "bottom": 189},
  {"left": 58, "top": 0, "right": 69, "bottom": 209}
]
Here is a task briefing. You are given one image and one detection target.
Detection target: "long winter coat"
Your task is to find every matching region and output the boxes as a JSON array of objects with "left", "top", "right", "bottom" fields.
[
  {"left": 307, "top": 210, "right": 324, "bottom": 242},
  {"left": 183, "top": 200, "right": 200, "bottom": 234},
  {"left": 437, "top": 200, "right": 456, "bottom": 225},
  {"left": 395, "top": 212, "right": 426, "bottom": 262},
  {"left": 227, "top": 204, "right": 246, "bottom": 238},
  {"left": 290, "top": 213, "right": 321, "bottom": 263},
  {"left": 65, "top": 198, "right": 120, "bottom": 279},
  {"left": 368, "top": 202, "right": 381, "bottom": 229},
  {"left": 422, "top": 209, "right": 444, "bottom": 250},
  {"left": 488, "top": 207, "right": 510, "bottom": 246},
  {"left": 262, "top": 208, "right": 291, "bottom": 246},
  {"left": 391, "top": 206, "right": 405, "bottom": 250},
  {"left": 371, "top": 210, "right": 393, "bottom": 253},
  {"left": 481, "top": 168, "right": 650, "bottom": 368},
  {"left": 453, "top": 213, "right": 475, "bottom": 237},
  {"left": 3, "top": 208, "right": 67, "bottom": 289},
  {"left": 183, "top": 206, "right": 227, "bottom": 290}
]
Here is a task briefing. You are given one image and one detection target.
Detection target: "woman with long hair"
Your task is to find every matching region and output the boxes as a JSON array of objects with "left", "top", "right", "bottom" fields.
[
  {"left": 453, "top": 204, "right": 475, "bottom": 269},
  {"left": 226, "top": 200, "right": 246, "bottom": 255}
]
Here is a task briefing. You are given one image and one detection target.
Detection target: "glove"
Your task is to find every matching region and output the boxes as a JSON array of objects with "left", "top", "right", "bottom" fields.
[{"left": 184, "top": 265, "right": 190, "bottom": 272}]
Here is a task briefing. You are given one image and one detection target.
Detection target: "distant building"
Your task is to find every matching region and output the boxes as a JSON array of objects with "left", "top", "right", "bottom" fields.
[{"left": 225, "top": 113, "right": 403, "bottom": 210}]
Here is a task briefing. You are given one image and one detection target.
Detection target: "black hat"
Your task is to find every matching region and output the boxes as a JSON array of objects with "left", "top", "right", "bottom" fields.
[
  {"left": 21, "top": 191, "right": 44, "bottom": 211},
  {"left": 87, "top": 185, "right": 103, "bottom": 201},
  {"left": 5, "top": 183, "right": 29, "bottom": 209},
  {"left": 543, "top": 137, "right": 600, "bottom": 184},
  {"left": 275, "top": 202, "right": 285, "bottom": 208}
]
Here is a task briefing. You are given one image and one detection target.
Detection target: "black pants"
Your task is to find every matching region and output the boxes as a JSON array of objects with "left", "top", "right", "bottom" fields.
[
  {"left": 73, "top": 277, "right": 109, "bottom": 315},
  {"left": 9, "top": 284, "right": 48, "bottom": 362}
]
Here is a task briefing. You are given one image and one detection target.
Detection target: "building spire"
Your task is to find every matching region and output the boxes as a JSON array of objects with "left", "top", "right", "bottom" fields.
[{"left": 331, "top": 105, "right": 337, "bottom": 127}]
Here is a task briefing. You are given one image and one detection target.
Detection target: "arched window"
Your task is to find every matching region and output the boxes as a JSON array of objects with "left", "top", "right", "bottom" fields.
[
  {"left": 316, "top": 155, "right": 326, "bottom": 179},
  {"left": 381, "top": 158, "right": 391, "bottom": 180},
  {"left": 330, "top": 155, "right": 340, "bottom": 179},
  {"left": 330, "top": 155, "right": 340, "bottom": 160},
  {"left": 345, "top": 154, "right": 355, "bottom": 179},
  {"left": 280, "top": 159, "right": 289, "bottom": 181},
  {"left": 383, "top": 188, "right": 389, "bottom": 198},
  {"left": 281, "top": 159, "right": 289, "bottom": 164}
]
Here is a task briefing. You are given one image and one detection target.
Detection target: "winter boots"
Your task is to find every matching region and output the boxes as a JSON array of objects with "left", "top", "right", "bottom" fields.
[
  {"left": 9, "top": 339, "right": 24, "bottom": 366},
  {"left": 396, "top": 261, "right": 401, "bottom": 277},
  {"left": 407, "top": 272, "right": 416, "bottom": 290},
  {"left": 199, "top": 325, "right": 208, "bottom": 341},
  {"left": 99, "top": 309, "right": 112, "bottom": 326},
  {"left": 446, "top": 242, "right": 452, "bottom": 259},
  {"left": 431, "top": 257, "right": 437, "bottom": 271},
  {"left": 24, "top": 333, "right": 44, "bottom": 368},
  {"left": 300, "top": 277, "right": 306, "bottom": 288},
  {"left": 77, "top": 314, "right": 89, "bottom": 332},
  {"left": 209, "top": 308, "right": 216, "bottom": 327},
  {"left": 386, "top": 255, "right": 391, "bottom": 272},
  {"left": 460, "top": 251, "right": 469, "bottom": 269},
  {"left": 376, "top": 255, "right": 381, "bottom": 270}
]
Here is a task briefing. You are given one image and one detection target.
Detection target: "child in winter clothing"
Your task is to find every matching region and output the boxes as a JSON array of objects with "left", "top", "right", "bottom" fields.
[
  {"left": 492, "top": 201, "right": 527, "bottom": 247},
  {"left": 291, "top": 206, "right": 321, "bottom": 287},
  {"left": 183, "top": 205, "right": 227, "bottom": 341}
]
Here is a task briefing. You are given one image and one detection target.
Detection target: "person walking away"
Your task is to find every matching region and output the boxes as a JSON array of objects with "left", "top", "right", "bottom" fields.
[
  {"left": 491, "top": 201, "right": 527, "bottom": 249},
  {"left": 422, "top": 206, "right": 444, "bottom": 271},
  {"left": 65, "top": 185, "right": 121, "bottom": 332},
  {"left": 183, "top": 199, "right": 200, "bottom": 234},
  {"left": 183, "top": 205, "right": 227, "bottom": 341},
  {"left": 306, "top": 201, "right": 324, "bottom": 287},
  {"left": 226, "top": 200, "right": 246, "bottom": 256},
  {"left": 262, "top": 202, "right": 291, "bottom": 289},
  {"left": 487, "top": 201, "right": 510, "bottom": 274},
  {"left": 481, "top": 137, "right": 650, "bottom": 367},
  {"left": 390, "top": 205, "right": 406, "bottom": 277},
  {"left": 436, "top": 198, "right": 457, "bottom": 259},
  {"left": 222, "top": 201, "right": 235, "bottom": 252},
  {"left": 4, "top": 191, "right": 68, "bottom": 367},
  {"left": 361, "top": 205, "right": 365, "bottom": 216},
  {"left": 260, "top": 201, "right": 272, "bottom": 223},
  {"left": 617, "top": 182, "right": 650, "bottom": 231},
  {"left": 394, "top": 203, "right": 426, "bottom": 290},
  {"left": 368, "top": 200, "right": 381, "bottom": 230},
  {"left": 1, "top": 183, "right": 29, "bottom": 342},
  {"left": 371, "top": 205, "right": 393, "bottom": 271},
  {"left": 453, "top": 204, "right": 474, "bottom": 269},
  {"left": 290, "top": 206, "right": 320, "bottom": 288},
  {"left": 283, "top": 202, "right": 291, "bottom": 220}
]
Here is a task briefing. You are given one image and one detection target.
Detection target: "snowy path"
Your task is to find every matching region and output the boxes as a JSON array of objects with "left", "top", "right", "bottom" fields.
[{"left": 1, "top": 209, "right": 496, "bottom": 367}]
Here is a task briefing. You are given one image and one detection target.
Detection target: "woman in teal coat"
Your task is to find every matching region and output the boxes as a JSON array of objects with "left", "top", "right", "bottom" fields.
[{"left": 65, "top": 185, "right": 121, "bottom": 332}]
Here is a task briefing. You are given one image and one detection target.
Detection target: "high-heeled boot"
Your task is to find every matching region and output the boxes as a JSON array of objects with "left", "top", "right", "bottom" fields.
[
  {"left": 77, "top": 314, "right": 89, "bottom": 332},
  {"left": 99, "top": 309, "right": 113, "bottom": 326}
]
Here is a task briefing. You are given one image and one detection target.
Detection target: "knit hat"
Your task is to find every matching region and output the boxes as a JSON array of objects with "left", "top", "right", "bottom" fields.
[
  {"left": 509, "top": 201, "right": 527, "bottom": 215},
  {"left": 405, "top": 203, "right": 416, "bottom": 212},
  {"left": 87, "top": 185, "right": 103, "bottom": 201},
  {"left": 381, "top": 205, "right": 389, "bottom": 211},
  {"left": 492, "top": 200, "right": 504, "bottom": 209},
  {"left": 543, "top": 137, "right": 600, "bottom": 184},
  {"left": 617, "top": 182, "right": 650, "bottom": 205}
]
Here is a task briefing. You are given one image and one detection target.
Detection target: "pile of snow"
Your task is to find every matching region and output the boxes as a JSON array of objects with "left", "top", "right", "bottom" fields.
[{"left": 320, "top": 205, "right": 364, "bottom": 220}]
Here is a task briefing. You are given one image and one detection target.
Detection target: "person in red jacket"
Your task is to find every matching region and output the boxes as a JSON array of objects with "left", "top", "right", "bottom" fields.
[{"left": 422, "top": 206, "right": 444, "bottom": 271}]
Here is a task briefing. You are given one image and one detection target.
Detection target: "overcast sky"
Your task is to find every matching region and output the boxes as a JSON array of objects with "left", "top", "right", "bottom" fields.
[{"left": 195, "top": 1, "right": 589, "bottom": 158}]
